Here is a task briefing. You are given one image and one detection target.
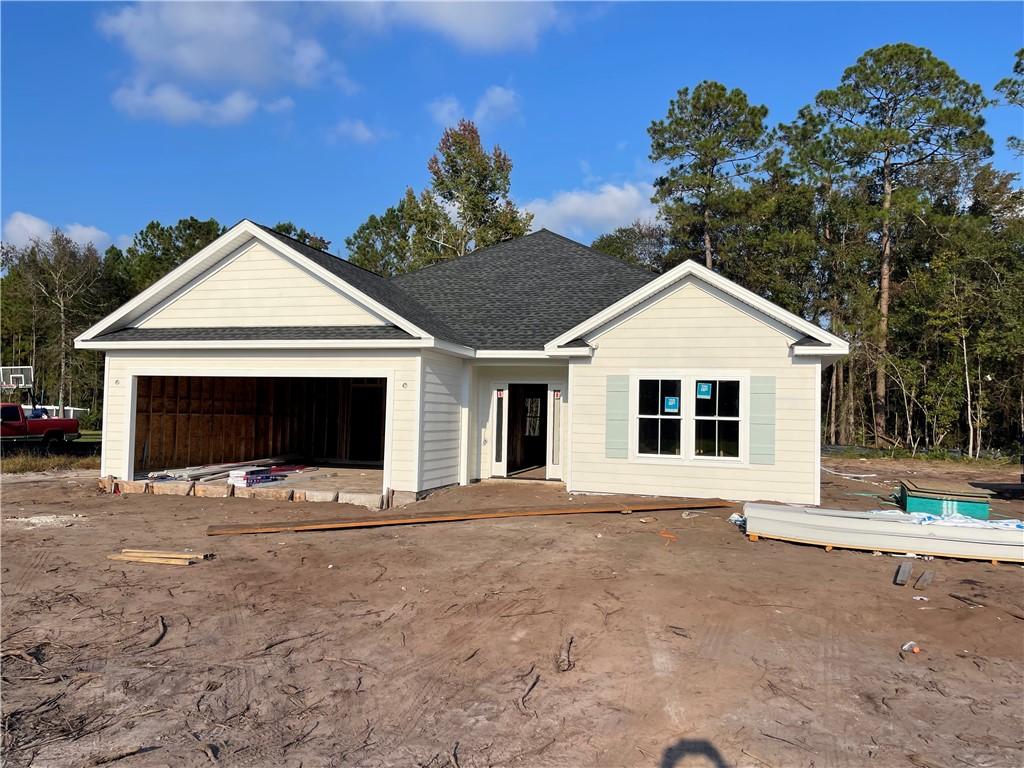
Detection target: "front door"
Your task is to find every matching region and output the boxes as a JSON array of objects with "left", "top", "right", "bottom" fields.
[{"left": 508, "top": 384, "right": 548, "bottom": 476}]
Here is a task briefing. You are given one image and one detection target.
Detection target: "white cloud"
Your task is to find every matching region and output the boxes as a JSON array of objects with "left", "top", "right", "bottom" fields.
[
  {"left": 428, "top": 86, "right": 520, "bottom": 126},
  {"left": 112, "top": 81, "right": 259, "bottom": 125},
  {"left": 264, "top": 96, "right": 295, "bottom": 114},
  {"left": 100, "top": 3, "right": 336, "bottom": 87},
  {"left": 65, "top": 224, "right": 113, "bottom": 250},
  {"left": 3, "top": 212, "right": 111, "bottom": 250},
  {"left": 428, "top": 95, "right": 463, "bottom": 126},
  {"left": 2, "top": 212, "right": 51, "bottom": 248},
  {"left": 99, "top": 3, "right": 351, "bottom": 124},
  {"left": 341, "top": 2, "right": 562, "bottom": 52},
  {"left": 523, "top": 182, "right": 658, "bottom": 240},
  {"left": 331, "top": 118, "right": 381, "bottom": 144},
  {"left": 473, "top": 85, "right": 520, "bottom": 124}
]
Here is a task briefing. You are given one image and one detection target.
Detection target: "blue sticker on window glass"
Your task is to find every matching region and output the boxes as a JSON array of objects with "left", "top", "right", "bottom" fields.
[
  {"left": 663, "top": 396, "right": 680, "bottom": 414},
  {"left": 696, "top": 382, "right": 713, "bottom": 400}
]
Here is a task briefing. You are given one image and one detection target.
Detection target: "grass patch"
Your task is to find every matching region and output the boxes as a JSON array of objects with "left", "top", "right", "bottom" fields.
[{"left": 1, "top": 453, "right": 101, "bottom": 474}]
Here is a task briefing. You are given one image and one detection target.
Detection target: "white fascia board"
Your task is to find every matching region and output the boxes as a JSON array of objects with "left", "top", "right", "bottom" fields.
[
  {"left": 544, "top": 260, "right": 848, "bottom": 352},
  {"left": 792, "top": 342, "right": 850, "bottom": 356},
  {"left": 76, "top": 338, "right": 438, "bottom": 351},
  {"left": 474, "top": 349, "right": 592, "bottom": 359},
  {"left": 75, "top": 220, "right": 433, "bottom": 345},
  {"left": 433, "top": 339, "right": 476, "bottom": 358}
]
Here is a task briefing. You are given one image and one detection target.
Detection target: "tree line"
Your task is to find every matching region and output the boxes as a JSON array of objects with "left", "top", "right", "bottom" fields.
[{"left": 1, "top": 43, "right": 1020, "bottom": 458}]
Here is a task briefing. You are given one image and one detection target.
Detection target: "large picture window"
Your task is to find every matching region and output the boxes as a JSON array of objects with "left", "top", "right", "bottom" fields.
[
  {"left": 637, "top": 379, "right": 681, "bottom": 456},
  {"left": 694, "top": 380, "right": 740, "bottom": 458}
]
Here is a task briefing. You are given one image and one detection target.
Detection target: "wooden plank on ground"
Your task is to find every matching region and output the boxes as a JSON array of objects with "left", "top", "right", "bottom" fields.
[
  {"left": 206, "top": 500, "right": 731, "bottom": 537},
  {"left": 120, "top": 549, "right": 210, "bottom": 560},
  {"left": 108, "top": 554, "right": 195, "bottom": 566}
]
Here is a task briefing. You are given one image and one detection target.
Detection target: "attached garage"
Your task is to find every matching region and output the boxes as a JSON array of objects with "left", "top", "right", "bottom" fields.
[{"left": 131, "top": 375, "right": 386, "bottom": 473}]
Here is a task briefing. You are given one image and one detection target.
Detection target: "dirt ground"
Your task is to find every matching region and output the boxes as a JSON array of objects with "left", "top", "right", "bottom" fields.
[{"left": 2, "top": 459, "right": 1022, "bottom": 767}]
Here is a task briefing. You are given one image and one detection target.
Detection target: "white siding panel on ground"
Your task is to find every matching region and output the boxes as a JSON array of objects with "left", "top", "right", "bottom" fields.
[
  {"left": 100, "top": 350, "right": 420, "bottom": 491},
  {"left": 418, "top": 351, "right": 465, "bottom": 490},
  {"left": 139, "top": 242, "right": 387, "bottom": 328},
  {"left": 569, "top": 277, "right": 820, "bottom": 505}
]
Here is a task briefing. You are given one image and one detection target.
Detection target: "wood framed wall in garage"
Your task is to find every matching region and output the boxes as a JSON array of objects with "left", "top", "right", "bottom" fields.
[{"left": 133, "top": 375, "right": 386, "bottom": 473}]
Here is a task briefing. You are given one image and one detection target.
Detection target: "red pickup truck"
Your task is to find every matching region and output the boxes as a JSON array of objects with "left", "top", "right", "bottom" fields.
[{"left": 1, "top": 403, "right": 81, "bottom": 452}]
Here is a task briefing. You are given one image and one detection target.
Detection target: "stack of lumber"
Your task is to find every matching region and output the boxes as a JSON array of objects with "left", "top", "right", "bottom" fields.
[{"left": 107, "top": 548, "right": 211, "bottom": 566}]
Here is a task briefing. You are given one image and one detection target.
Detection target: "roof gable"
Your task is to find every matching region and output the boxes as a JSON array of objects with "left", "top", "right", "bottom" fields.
[
  {"left": 76, "top": 220, "right": 447, "bottom": 346},
  {"left": 546, "top": 258, "right": 849, "bottom": 355},
  {"left": 137, "top": 239, "right": 387, "bottom": 329},
  {"left": 391, "top": 229, "right": 659, "bottom": 350}
]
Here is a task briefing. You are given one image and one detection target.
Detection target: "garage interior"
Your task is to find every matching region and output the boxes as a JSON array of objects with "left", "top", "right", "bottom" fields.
[{"left": 132, "top": 375, "right": 386, "bottom": 476}]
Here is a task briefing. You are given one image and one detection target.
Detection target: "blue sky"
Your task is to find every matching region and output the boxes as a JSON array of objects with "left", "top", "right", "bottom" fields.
[{"left": 2, "top": 2, "right": 1021, "bottom": 254}]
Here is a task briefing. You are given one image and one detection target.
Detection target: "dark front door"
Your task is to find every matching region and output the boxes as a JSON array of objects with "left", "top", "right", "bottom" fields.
[{"left": 508, "top": 384, "right": 547, "bottom": 474}]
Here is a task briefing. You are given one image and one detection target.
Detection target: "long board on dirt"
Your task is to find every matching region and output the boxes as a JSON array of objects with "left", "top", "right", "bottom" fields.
[{"left": 206, "top": 500, "right": 731, "bottom": 537}]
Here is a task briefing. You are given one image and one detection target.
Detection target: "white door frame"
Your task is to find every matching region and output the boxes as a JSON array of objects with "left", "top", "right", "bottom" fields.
[{"left": 488, "top": 378, "right": 567, "bottom": 479}]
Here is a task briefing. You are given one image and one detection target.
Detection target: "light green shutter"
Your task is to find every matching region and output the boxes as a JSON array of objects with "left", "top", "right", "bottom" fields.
[
  {"left": 749, "top": 376, "right": 776, "bottom": 465},
  {"left": 605, "top": 375, "right": 629, "bottom": 458}
]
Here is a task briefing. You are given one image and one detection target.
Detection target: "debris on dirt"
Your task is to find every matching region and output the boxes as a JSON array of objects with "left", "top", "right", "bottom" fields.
[
  {"left": 901, "top": 641, "right": 922, "bottom": 654},
  {"left": 515, "top": 672, "right": 541, "bottom": 714},
  {"left": 667, "top": 625, "right": 690, "bottom": 638},
  {"left": 658, "top": 530, "right": 678, "bottom": 546},
  {"left": 5, "top": 514, "right": 84, "bottom": 529},
  {"left": 84, "top": 745, "right": 155, "bottom": 766},
  {"left": 949, "top": 593, "right": 986, "bottom": 608},
  {"left": 556, "top": 635, "right": 575, "bottom": 672},
  {"left": 912, "top": 596, "right": 929, "bottom": 602},
  {"left": 894, "top": 562, "right": 913, "bottom": 586},
  {"left": 147, "top": 616, "right": 168, "bottom": 648},
  {"left": 914, "top": 570, "right": 935, "bottom": 590}
]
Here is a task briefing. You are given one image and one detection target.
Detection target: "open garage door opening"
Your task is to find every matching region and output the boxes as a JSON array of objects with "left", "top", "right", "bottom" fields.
[{"left": 132, "top": 376, "right": 386, "bottom": 477}]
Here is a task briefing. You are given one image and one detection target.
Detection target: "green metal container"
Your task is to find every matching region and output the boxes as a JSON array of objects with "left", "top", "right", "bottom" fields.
[{"left": 899, "top": 480, "right": 991, "bottom": 520}]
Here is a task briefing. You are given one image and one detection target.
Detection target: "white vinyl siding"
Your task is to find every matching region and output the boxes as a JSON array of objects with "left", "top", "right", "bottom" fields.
[
  {"left": 100, "top": 349, "right": 421, "bottom": 492},
  {"left": 139, "top": 242, "right": 387, "bottom": 328},
  {"left": 569, "top": 277, "right": 819, "bottom": 505},
  {"left": 418, "top": 350, "right": 464, "bottom": 490}
]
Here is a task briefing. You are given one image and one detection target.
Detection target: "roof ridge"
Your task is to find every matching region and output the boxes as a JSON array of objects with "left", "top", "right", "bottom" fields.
[{"left": 534, "top": 228, "right": 661, "bottom": 276}]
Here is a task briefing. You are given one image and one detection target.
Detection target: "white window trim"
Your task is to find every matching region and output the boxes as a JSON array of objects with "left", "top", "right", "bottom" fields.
[
  {"left": 628, "top": 369, "right": 750, "bottom": 466},
  {"left": 636, "top": 378, "right": 684, "bottom": 458}
]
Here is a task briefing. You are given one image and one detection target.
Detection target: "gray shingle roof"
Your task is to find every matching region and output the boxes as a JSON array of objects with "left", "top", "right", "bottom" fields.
[
  {"left": 390, "top": 230, "right": 659, "bottom": 349},
  {"left": 97, "top": 326, "right": 415, "bottom": 342}
]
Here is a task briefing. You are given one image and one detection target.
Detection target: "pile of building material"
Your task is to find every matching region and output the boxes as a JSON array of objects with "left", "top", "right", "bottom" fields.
[
  {"left": 148, "top": 457, "right": 293, "bottom": 482},
  {"left": 228, "top": 467, "right": 283, "bottom": 488},
  {"left": 740, "top": 502, "right": 1024, "bottom": 563}
]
